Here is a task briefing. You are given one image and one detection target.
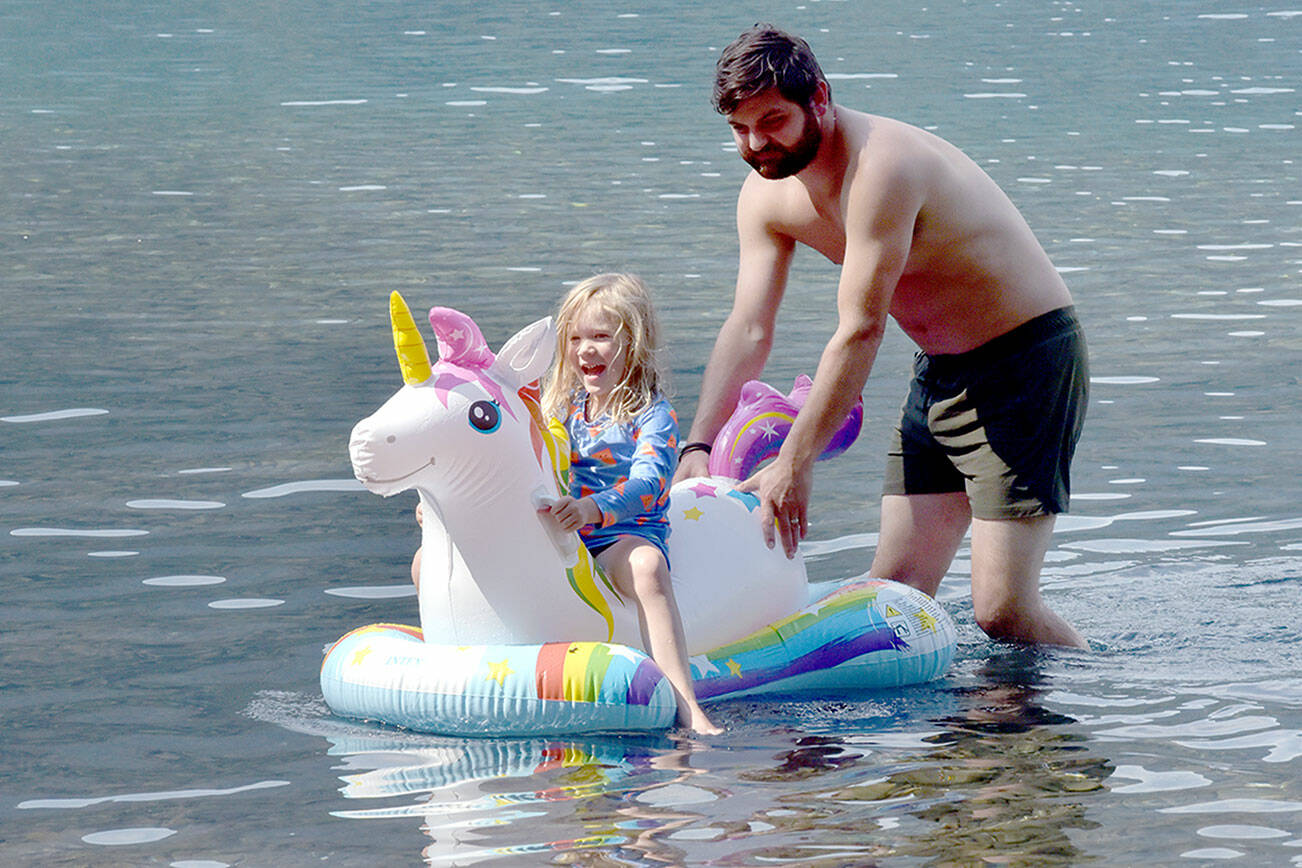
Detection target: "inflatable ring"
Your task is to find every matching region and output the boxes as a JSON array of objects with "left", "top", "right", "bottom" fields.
[{"left": 322, "top": 579, "right": 955, "bottom": 736}]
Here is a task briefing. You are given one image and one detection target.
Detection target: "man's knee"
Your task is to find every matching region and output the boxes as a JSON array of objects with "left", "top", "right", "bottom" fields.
[
  {"left": 971, "top": 592, "right": 1028, "bottom": 640},
  {"left": 869, "top": 559, "right": 942, "bottom": 597}
]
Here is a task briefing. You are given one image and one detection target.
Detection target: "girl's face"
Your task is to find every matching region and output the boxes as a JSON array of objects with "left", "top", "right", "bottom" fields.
[{"left": 567, "top": 305, "right": 627, "bottom": 413}]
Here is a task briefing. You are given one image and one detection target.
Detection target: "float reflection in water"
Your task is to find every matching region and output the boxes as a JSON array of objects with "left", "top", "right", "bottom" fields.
[
  {"left": 323, "top": 730, "right": 714, "bottom": 864},
  {"left": 322, "top": 293, "right": 957, "bottom": 735}
]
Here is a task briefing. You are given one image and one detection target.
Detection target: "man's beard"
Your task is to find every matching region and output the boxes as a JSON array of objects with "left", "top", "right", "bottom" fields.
[{"left": 741, "top": 108, "right": 822, "bottom": 179}]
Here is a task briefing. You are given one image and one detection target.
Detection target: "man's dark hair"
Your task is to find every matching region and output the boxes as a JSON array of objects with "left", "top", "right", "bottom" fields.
[{"left": 713, "top": 24, "right": 829, "bottom": 115}]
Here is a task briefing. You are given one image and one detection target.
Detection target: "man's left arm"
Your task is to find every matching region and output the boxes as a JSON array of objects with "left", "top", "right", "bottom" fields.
[{"left": 741, "top": 159, "right": 924, "bottom": 555}]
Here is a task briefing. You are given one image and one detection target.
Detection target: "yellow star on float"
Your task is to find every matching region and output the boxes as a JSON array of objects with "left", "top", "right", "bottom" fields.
[
  {"left": 349, "top": 646, "right": 374, "bottom": 666},
  {"left": 485, "top": 658, "right": 513, "bottom": 685},
  {"left": 914, "top": 609, "right": 938, "bottom": 632},
  {"left": 725, "top": 658, "right": 742, "bottom": 677},
  {"left": 682, "top": 506, "right": 704, "bottom": 521}
]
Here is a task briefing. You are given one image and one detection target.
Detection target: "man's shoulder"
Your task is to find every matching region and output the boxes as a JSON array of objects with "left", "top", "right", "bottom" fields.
[
  {"left": 848, "top": 109, "right": 927, "bottom": 145},
  {"left": 736, "top": 172, "right": 815, "bottom": 239},
  {"left": 841, "top": 117, "right": 945, "bottom": 216},
  {"left": 851, "top": 115, "right": 932, "bottom": 173}
]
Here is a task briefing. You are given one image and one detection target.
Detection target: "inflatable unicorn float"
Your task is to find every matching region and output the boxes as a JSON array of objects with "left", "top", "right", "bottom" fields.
[{"left": 321, "top": 293, "right": 957, "bottom": 736}]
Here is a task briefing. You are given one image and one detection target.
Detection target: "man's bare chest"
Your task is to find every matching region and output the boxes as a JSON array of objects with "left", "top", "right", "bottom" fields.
[{"left": 782, "top": 209, "right": 846, "bottom": 265}]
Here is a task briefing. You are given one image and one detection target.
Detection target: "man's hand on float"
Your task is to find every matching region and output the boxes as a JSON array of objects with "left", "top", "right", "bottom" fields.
[
  {"left": 673, "top": 448, "right": 711, "bottom": 484},
  {"left": 738, "top": 457, "right": 811, "bottom": 559}
]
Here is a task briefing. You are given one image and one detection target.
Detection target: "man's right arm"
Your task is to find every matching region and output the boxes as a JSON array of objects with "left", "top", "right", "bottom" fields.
[{"left": 677, "top": 180, "right": 795, "bottom": 481}]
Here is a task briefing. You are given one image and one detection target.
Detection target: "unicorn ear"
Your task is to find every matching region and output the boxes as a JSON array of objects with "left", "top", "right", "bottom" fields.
[
  {"left": 738, "top": 379, "right": 786, "bottom": 407},
  {"left": 491, "top": 316, "right": 555, "bottom": 389}
]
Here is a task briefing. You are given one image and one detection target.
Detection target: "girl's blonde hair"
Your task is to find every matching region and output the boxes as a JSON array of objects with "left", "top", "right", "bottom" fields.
[{"left": 542, "top": 272, "right": 666, "bottom": 423}]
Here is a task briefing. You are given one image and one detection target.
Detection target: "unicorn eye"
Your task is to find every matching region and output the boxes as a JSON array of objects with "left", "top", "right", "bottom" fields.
[{"left": 467, "top": 400, "right": 501, "bottom": 433}]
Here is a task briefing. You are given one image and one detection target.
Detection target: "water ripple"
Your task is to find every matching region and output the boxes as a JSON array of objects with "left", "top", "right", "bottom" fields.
[
  {"left": 11, "top": 527, "right": 148, "bottom": 538},
  {"left": 1171, "top": 517, "right": 1302, "bottom": 536},
  {"left": 126, "top": 499, "right": 225, "bottom": 510},
  {"left": 1177, "top": 730, "right": 1302, "bottom": 763},
  {"left": 18, "top": 779, "right": 290, "bottom": 810},
  {"left": 81, "top": 827, "right": 175, "bottom": 846},
  {"left": 241, "top": 479, "right": 364, "bottom": 498},
  {"left": 1097, "top": 715, "right": 1278, "bottom": 739},
  {"left": 1161, "top": 798, "right": 1302, "bottom": 814},
  {"left": 2, "top": 408, "right": 109, "bottom": 423},
  {"left": 325, "top": 585, "right": 415, "bottom": 599},
  {"left": 208, "top": 598, "right": 285, "bottom": 609},
  {"left": 1060, "top": 538, "right": 1245, "bottom": 554},
  {"left": 143, "top": 575, "right": 226, "bottom": 587},
  {"left": 1109, "top": 764, "right": 1211, "bottom": 793}
]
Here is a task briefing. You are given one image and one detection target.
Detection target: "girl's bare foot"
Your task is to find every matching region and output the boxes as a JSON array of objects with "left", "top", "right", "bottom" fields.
[{"left": 681, "top": 705, "right": 723, "bottom": 736}]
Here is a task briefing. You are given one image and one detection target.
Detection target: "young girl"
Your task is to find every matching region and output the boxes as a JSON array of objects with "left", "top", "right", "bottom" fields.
[{"left": 539, "top": 273, "right": 721, "bottom": 735}]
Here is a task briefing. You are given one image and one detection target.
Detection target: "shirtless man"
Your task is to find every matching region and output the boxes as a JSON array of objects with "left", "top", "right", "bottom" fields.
[{"left": 674, "top": 25, "right": 1088, "bottom": 647}]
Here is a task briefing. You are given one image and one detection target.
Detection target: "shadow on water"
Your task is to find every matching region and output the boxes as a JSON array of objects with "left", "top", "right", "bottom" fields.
[{"left": 283, "top": 646, "right": 1115, "bottom": 866}]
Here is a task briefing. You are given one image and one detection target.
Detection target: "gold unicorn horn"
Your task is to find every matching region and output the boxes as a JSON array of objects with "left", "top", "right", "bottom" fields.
[{"left": 390, "top": 291, "right": 432, "bottom": 385}]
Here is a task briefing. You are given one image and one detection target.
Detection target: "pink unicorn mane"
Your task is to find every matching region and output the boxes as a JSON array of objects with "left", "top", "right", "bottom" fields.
[{"left": 427, "top": 307, "right": 514, "bottom": 419}]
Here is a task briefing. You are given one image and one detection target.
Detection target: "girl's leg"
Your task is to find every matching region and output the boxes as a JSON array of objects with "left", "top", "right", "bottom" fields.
[{"left": 597, "top": 537, "right": 722, "bottom": 735}]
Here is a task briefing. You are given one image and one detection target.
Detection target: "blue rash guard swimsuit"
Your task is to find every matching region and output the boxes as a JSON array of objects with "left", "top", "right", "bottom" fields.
[{"left": 564, "top": 393, "right": 678, "bottom": 565}]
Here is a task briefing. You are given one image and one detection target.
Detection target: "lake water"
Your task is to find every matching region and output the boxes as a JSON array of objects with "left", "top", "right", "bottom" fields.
[{"left": 3, "top": 1, "right": 1299, "bottom": 864}]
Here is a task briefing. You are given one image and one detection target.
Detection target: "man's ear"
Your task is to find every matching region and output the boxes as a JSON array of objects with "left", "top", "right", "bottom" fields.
[{"left": 810, "top": 80, "right": 831, "bottom": 117}]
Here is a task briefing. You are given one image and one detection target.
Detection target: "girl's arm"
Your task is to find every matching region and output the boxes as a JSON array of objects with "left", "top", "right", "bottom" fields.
[{"left": 589, "top": 402, "right": 678, "bottom": 527}]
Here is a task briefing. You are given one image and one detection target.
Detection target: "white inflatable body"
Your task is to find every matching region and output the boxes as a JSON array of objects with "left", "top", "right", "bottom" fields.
[{"left": 324, "top": 294, "right": 956, "bottom": 735}]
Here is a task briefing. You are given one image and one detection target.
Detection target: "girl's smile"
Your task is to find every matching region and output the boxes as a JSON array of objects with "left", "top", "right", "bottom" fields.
[{"left": 568, "top": 307, "right": 627, "bottom": 417}]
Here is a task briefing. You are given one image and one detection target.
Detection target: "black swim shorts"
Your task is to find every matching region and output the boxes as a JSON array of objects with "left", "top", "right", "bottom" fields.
[{"left": 882, "top": 306, "right": 1088, "bottom": 519}]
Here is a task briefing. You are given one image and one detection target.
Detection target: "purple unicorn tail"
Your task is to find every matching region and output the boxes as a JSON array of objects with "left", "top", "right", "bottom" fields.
[{"left": 706, "top": 376, "right": 863, "bottom": 480}]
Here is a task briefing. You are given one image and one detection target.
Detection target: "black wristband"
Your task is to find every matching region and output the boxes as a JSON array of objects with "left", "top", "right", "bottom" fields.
[{"left": 678, "top": 441, "right": 712, "bottom": 459}]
